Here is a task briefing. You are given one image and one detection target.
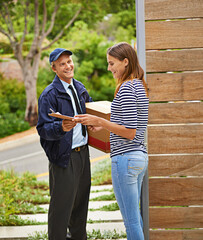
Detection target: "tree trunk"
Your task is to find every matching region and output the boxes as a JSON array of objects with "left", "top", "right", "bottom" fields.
[
  {"left": 22, "top": 57, "right": 39, "bottom": 126},
  {"left": 0, "top": 1, "right": 82, "bottom": 127}
]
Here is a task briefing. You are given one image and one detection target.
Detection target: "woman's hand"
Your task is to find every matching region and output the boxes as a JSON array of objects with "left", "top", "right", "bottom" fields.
[
  {"left": 88, "top": 125, "right": 103, "bottom": 132},
  {"left": 74, "top": 114, "right": 136, "bottom": 140},
  {"left": 73, "top": 114, "right": 100, "bottom": 126}
]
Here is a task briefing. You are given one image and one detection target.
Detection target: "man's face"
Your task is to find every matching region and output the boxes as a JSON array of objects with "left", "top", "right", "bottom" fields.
[{"left": 52, "top": 53, "right": 74, "bottom": 83}]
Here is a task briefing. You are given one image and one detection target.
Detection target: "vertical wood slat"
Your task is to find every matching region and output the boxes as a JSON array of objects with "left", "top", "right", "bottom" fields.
[
  {"left": 148, "top": 102, "right": 203, "bottom": 124},
  {"left": 147, "top": 72, "right": 203, "bottom": 102},
  {"left": 148, "top": 154, "right": 203, "bottom": 177},
  {"left": 148, "top": 125, "right": 203, "bottom": 154},
  {"left": 149, "top": 229, "right": 203, "bottom": 240},
  {"left": 145, "top": 19, "right": 203, "bottom": 50},
  {"left": 149, "top": 178, "right": 203, "bottom": 206},
  {"left": 145, "top": 1, "right": 203, "bottom": 239},
  {"left": 146, "top": 49, "right": 203, "bottom": 73},
  {"left": 145, "top": 0, "right": 203, "bottom": 20},
  {"left": 149, "top": 207, "right": 203, "bottom": 228}
]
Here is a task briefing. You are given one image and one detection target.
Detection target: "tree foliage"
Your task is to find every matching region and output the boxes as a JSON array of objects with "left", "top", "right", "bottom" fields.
[
  {"left": 0, "top": 0, "right": 83, "bottom": 125},
  {"left": 0, "top": 0, "right": 136, "bottom": 127}
]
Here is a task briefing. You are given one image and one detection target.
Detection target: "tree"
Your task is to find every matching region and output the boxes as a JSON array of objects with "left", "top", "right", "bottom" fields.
[
  {"left": 107, "top": 0, "right": 135, "bottom": 13},
  {"left": 0, "top": 0, "right": 82, "bottom": 125},
  {"left": 0, "top": 0, "right": 136, "bottom": 126}
]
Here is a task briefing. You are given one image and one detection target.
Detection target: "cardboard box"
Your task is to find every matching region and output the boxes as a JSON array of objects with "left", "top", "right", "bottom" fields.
[{"left": 85, "top": 101, "right": 111, "bottom": 153}]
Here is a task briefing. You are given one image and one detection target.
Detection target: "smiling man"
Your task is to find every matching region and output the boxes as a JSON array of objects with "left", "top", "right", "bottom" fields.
[{"left": 36, "top": 48, "right": 93, "bottom": 240}]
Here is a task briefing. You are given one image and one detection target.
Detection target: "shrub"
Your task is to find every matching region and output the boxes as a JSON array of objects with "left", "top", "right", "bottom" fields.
[
  {"left": 0, "top": 112, "right": 30, "bottom": 138},
  {"left": 0, "top": 98, "right": 10, "bottom": 115},
  {"left": 0, "top": 74, "right": 26, "bottom": 112},
  {"left": 0, "top": 74, "right": 30, "bottom": 138},
  {"left": 0, "top": 42, "right": 13, "bottom": 54},
  {"left": 37, "top": 66, "right": 55, "bottom": 97}
]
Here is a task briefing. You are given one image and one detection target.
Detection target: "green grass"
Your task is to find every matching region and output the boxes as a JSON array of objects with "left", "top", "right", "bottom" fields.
[
  {"left": 0, "top": 157, "right": 113, "bottom": 226},
  {"left": 27, "top": 229, "right": 127, "bottom": 239},
  {"left": 90, "top": 193, "right": 116, "bottom": 201},
  {"left": 91, "top": 188, "right": 113, "bottom": 193},
  {"left": 89, "top": 202, "right": 119, "bottom": 212},
  {"left": 0, "top": 215, "right": 47, "bottom": 226},
  {"left": 88, "top": 229, "right": 126, "bottom": 239},
  {"left": 91, "top": 158, "right": 112, "bottom": 185},
  {"left": 0, "top": 170, "right": 49, "bottom": 226},
  {"left": 27, "top": 230, "right": 48, "bottom": 240}
]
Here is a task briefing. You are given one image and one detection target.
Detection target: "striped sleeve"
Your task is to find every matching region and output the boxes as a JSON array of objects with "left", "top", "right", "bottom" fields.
[{"left": 118, "top": 83, "right": 137, "bottom": 129}]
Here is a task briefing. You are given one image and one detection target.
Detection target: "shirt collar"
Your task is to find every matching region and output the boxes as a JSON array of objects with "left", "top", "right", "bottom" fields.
[{"left": 59, "top": 78, "right": 73, "bottom": 91}]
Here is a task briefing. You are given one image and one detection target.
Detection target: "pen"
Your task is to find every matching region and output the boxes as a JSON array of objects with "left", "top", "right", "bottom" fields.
[{"left": 50, "top": 108, "right": 55, "bottom": 113}]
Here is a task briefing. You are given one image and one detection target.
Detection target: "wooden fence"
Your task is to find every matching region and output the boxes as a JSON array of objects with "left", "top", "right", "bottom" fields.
[{"left": 145, "top": 0, "right": 203, "bottom": 239}]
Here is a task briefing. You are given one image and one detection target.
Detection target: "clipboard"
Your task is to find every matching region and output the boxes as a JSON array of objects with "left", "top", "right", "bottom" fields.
[{"left": 48, "top": 108, "right": 73, "bottom": 121}]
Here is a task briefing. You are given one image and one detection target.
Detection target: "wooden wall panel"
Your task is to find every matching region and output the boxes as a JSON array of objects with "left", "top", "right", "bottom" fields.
[
  {"left": 145, "top": 0, "right": 203, "bottom": 20},
  {"left": 146, "top": 49, "right": 203, "bottom": 73},
  {"left": 149, "top": 177, "right": 203, "bottom": 206},
  {"left": 146, "top": 20, "right": 203, "bottom": 50},
  {"left": 149, "top": 229, "right": 203, "bottom": 240},
  {"left": 145, "top": 0, "right": 203, "bottom": 238},
  {"left": 147, "top": 72, "right": 203, "bottom": 102},
  {"left": 149, "top": 207, "right": 203, "bottom": 228},
  {"left": 148, "top": 125, "right": 203, "bottom": 154},
  {"left": 148, "top": 102, "right": 203, "bottom": 124},
  {"left": 148, "top": 154, "right": 203, "bottom": 177}
]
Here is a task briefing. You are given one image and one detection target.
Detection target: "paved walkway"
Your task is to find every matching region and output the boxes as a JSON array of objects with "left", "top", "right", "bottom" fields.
[
  {"left": 0, "top": 130, "right": 126, "bottom": 239},
  {"left": 0, "top": 185, "right": 126, "bottom": 239}
]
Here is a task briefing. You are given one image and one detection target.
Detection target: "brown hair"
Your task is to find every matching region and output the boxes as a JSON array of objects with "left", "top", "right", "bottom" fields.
[{"left": 107, "top": 42, "right": 148, "bottom": 97}]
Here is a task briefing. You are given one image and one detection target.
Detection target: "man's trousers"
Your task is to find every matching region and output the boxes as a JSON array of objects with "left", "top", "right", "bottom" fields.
[{"left": 48, "top": 145, "right": 91, "bottom": 240}]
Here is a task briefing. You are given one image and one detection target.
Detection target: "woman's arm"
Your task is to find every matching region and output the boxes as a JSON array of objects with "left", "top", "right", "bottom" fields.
[{"left": 74, "top": 114, "right": 136, "bottom": 140}]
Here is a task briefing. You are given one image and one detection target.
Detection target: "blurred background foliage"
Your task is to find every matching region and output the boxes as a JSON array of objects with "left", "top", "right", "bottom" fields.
[
  {"left": 0, "top": 73, "right": 30, "bottom": 138},
  {"left": 0, "top": 0, "right": 136, "bottom": 137}
]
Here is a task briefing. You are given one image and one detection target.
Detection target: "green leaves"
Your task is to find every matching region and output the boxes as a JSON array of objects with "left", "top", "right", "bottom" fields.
[
  {"left": 91, "top": 158, "right": 112, "bottom": 186},
  {"left": 0, "top": 74, "right": 30, "bottom": 138},
  {"left": 0, "top": 170, "right": 49, "bottom": 226},
  {"left": 87, "top": 229, "right": 127, "bottom": 239}
]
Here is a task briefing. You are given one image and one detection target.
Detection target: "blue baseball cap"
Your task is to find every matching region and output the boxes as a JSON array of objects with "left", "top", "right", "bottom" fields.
[{"left": 49, "top": 48, "right": 72, "bottom": 64}]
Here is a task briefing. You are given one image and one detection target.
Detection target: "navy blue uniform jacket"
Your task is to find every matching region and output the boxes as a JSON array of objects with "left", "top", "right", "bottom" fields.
[{"left": 36, "top": 75, "right": 93, "bottom": 168}]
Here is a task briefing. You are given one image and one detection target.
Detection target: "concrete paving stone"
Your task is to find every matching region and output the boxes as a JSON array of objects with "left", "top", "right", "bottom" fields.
[
  {"left": 39, "top": 200, "right": 117, "bottom": 212},
  {"left": 90, "top": 185, "right": 113, "bottom": 191},
  {"left": 0, "top": 223, "right": 126, "bottom": 239},
  {"left": 39, "top": 204, "right": 49, "bottom": 211},
  {"left": 88, "top": 210, "right": 122, "bottom": 222},
  {"left": 90, "top": 191, "right": 113, "bottom": 199},
  {"left": 18, "top": 210, "right": 122, "bottom": 223},
  {"left": 18, "top": 213, "right": 47, "bottom": 223},
  {"left": 88, "top": 200, "right": 117, "bottom": 209},
  {"left": 0, "top": 225, "right": 47, "bottom": 239},
  {"left": 87, "top": 222, "right": 125, "bottom": 233}
]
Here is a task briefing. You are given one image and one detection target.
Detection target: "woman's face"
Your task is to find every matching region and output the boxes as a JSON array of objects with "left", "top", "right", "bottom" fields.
[{"left": 107, "top": 54, "right": 128, "bottom": 80}]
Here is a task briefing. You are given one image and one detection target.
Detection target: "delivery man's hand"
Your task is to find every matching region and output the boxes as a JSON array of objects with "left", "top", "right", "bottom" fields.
[{"left": 62, "top": 119, "right": 76, "bottom": 132}]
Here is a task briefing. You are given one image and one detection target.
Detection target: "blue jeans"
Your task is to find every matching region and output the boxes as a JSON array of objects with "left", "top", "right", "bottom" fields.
[{"left": 111, "top": 151, "right": 148, "bottom": 240}]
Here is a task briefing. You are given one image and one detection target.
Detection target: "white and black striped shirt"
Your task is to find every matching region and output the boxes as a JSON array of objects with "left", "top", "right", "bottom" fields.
[{"left": 110, "top": 79, "right": 149, "bottom": 157}]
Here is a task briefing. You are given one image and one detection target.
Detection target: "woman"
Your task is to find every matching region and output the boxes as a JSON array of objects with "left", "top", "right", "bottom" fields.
[{"left": 74, "top": 42, "right": 149, "bottom": 239}]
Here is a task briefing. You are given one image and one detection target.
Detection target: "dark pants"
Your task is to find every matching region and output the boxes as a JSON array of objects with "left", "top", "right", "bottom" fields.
[{"left": 48, "top": 145, "right": 91, "bottom": 240}]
